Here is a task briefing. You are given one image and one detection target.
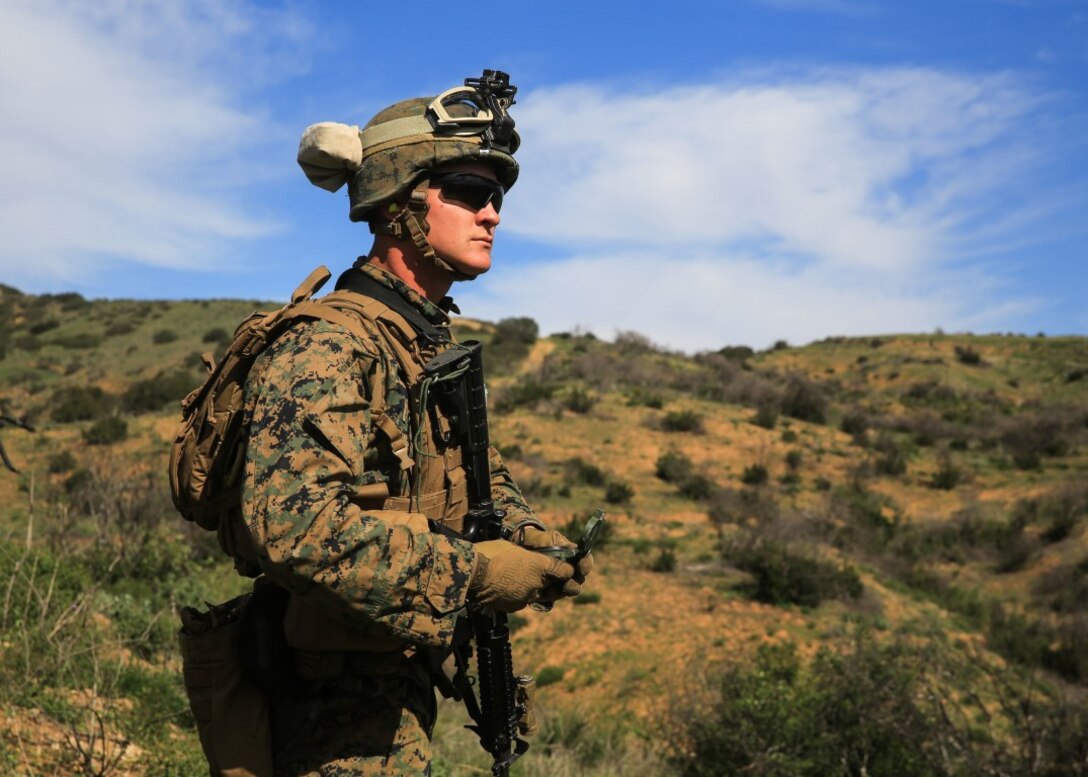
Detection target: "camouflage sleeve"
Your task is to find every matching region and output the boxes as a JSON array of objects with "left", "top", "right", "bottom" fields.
[
  {"left": 488, "top": 446, "right": 546, "bottom": 533},
  {"left": 242, "top": 319, "right": 476, "bottom": 649}
]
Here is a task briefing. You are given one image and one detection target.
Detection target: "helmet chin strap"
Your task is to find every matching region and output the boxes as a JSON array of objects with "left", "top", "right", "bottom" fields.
[{"left": 370, "top": 181, "right": 480, "bottom": 282}]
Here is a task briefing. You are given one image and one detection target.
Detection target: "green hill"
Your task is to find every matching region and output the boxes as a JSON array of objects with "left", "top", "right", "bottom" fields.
[{"left": 2, "top": 284, "right": 1087, "bottom": 775}]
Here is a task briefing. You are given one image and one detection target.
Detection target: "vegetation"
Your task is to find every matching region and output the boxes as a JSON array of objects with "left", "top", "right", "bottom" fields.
[{"left": 2, "top": 287, "right": 1088, "bottom": 775}]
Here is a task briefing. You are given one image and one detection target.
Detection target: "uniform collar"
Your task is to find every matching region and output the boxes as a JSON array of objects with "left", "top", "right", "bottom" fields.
[{"left": 353, "top": 260, "right": 458, "bottom": 324}]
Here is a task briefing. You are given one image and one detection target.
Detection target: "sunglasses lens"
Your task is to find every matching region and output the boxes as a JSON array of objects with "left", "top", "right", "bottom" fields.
[{"left": 433, "top": 175, "right": 503, "bottom": 213}]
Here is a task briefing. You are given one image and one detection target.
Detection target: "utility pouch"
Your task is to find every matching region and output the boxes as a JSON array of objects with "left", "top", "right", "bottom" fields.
[
  {"left": 238, "top": 578, "right": 299, "bottom": 699},
  {"left": 179, "top": 594, "right": 273, "bottom": 777}
]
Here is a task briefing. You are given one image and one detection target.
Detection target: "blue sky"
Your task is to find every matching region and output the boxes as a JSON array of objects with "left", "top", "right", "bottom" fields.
[{"left": 1, "top": 0, "right": 1086, "bottom": 351}]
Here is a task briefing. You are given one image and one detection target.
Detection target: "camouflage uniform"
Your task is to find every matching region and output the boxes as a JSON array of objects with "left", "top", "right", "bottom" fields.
[{"left": 241, "top": 261, "right": 537, "bottom": 776}]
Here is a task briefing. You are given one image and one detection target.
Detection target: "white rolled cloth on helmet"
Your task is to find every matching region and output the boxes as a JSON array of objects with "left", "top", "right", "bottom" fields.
[{"left": 297, "top": 122, "right": 363, "bottom": 192}]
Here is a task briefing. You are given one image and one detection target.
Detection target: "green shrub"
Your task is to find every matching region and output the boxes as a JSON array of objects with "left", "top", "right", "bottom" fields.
[
  {"left": 752, "top": 400, "right": 778, "bottom": 430},
  {"left": 655, "top": 450, "right": 694, "bottom": 483},
  {"left": 784, "top": 449, "right": 803, "bottom": 472},
  {"left": 486, "top": 316, "right": 538, "bottom": 374},
  {"left": 717, "top": 345, "right": 754, "bottom": 362},
  {"left": 494, "top": 377, "right": 555, "bottom": 413},
  {"left": 740, "top": 464, "right": 768, "bottom": 486},
  {"left": 28, "top": 319, "right": 60, "bottom": 335},
  {"left": 564, "top": 457, "right": 606, "bottom": 487},
  {"left": 573, "top": 591, "right": 602, "bottom": 605},
  {"left": 678, "top": 474, "right": 716, "bottom": 501},
  {"left": 122, "top": 369, "right": 196, "bottom": 413},
  {"left": 536, "top": 666, "right": 565, "bottom": 687},
  {"left": 726, "top": 538, "right": 863, "bottom": 607},
  {"left": 104, "top": 321, "right": 135, "bottom": 336},
  {"left": 780, "top": 376, "right": 827, "bottom": 424},
  {"left": 661, "top": 410, "right": 703, "bottom": 432},
  {"left": 840, "top": 407, "right": 869, "bottom": 439},
  {"left": 202, "top": 327, "right": 230, "bottom": 344},
  {"left": 667, "top": 636, "right": 1063, "bottom": 777},
  {"left": 650, "top": 547, "right": 677, "bottom": 573},
  {"left": 929, "top": 453, "right": 963, "bottom": 490},
  {"left": 46, "top": 450, "right": 77, "bottom": 474},
  {"left": 873, "top": 433, "right": 907, "bottom": 476},
  {"left": 954, "top": 344, "right": 983, "bottom": 365},
  {"left": 50, "top": 333, "right": 100, "bottom": 349},
  {"left": 604, "top": 480, "right": 634, "bottom": 504},
  {"left": 82, "top": 416, "right": 127, "bottom": 445},
  {"left": 152, "top": 328, "right": 178, "bottom": 344},
  {"left": 562, "top": 387, "right": 596, "bottom": 414},
  {"left": 51, "top": 385, "right": 112, "bottom": 422}
]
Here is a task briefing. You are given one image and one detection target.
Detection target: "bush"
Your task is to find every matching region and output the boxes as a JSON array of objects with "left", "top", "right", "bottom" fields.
[
  {"left": 47, "top": 450, "right": 77, "bottom": 474},
  {"left": 51, "top": 385, "right": 112, "bottom": 422},
  {"left": 1002, "top": 414, "right": 1068, "bottom": 470},
  {"left": 152, "top": 328, "right": 178, "bottom": 345},
  {"left": 954, "top": 344, "right": 983, "bottom": 365},
  {"left": 122, "top": 370, "right": 196, "bottom": 413},
  {"left": 929, "top": 452, "right": 963, "bottom": 490},
  {"left": 655, "top": 450, "right": 694, "bottom": 483},
  {"left": 564, "top": 457, "right": 606, "bottom": 487},
  {"left": 740, "top": 464, "right": 768, "bottom": 486},
  {"left": 494, "top": 377, "right": 555, "bottom": 413},
  {"left": 667, "top": 634, "right": 1088, "bottom": 777},
  {"left": 678, "top": 474, "right": 716, "bottom": 501},
  {"left": 82, "top": 416, "right": 127, "bottom": 445},
  {"left": 104, "top": 321, "right": 135, "bottom": 337},
  {"left": 50, "top": 333, "right": 101, "bottom": 349},
  {"left": 726, "top": 538, "right": 863, "bottom": 607},
  {"left": 840, "top": 407, "right": 869, "bottom": 438},
  {"left": 752, "top": 399, "right": 778, "bottom": 430},
  {"left": 717, "top": 345, "right": 754, "bottom": 362},
  {"left": 784, "top": 449, "right": 803, "bottom": 472},
  {"left": 536, "top": 666, "right": 565, "bottom": 687},
  {"left": 873, "top": 433, "right": 907, "bottom": 476},
  {"left": 562, "top": 387, "right": 596, "bottom": 414},
  {"left": 661, "top": 410, "right": 703, "bottom": 432},
  {"left": 486, "top": 316, "right": 539, "bottom": 373},
  {"left": 780, "top": 376, "right": 827, "bottom": 424},
  {"left": 650, "top": 547, "right": 677, "bottom": 573},
  {"left": 202, "top": 327, "right": 230, "bottom": 344},
  {"left": 604, "top": 480, "right": 634, "bottom": 504}
]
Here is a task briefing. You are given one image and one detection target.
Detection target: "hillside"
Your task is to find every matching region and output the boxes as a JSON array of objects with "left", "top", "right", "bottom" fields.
[{"left": 2, "top": 283, "right": 1087, "bottom": 776}]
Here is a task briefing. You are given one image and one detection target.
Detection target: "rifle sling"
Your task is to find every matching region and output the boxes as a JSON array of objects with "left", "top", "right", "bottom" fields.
[{"left": 334, "top": 266, "right": 447, "bottom": 346}]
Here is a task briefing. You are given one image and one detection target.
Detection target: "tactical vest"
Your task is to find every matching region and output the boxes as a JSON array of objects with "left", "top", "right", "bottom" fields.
[{"left": 253, "top": 268, "right": 472, "bottom": 655}]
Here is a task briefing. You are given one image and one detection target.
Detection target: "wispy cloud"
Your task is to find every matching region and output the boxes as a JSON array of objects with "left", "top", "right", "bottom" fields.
[
  {"left": 464, "top": 68, "right": 1069, "bottom": 350},
  {"left": 0, "top": 0, "right": 308, "bottom": 289}
]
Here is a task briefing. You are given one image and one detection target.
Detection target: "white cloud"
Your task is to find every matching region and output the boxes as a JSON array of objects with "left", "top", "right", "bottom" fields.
[
  {"left": 0, "top": 1, "right": 306, "bottom": 288},
  {"left": 460, "top": 251, "right": 1032, "bottom": 352},
  {"left": 474, "top": 68, "right": 1062, "bottom": 350}
]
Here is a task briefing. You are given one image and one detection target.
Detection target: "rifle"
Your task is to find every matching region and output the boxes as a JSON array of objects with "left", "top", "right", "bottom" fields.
[
  {"left": 425, "top": 341, "right": 606, "bottom": 775},
  {"left": 425, "top": 341, "right": 528, "bottom": 776}
]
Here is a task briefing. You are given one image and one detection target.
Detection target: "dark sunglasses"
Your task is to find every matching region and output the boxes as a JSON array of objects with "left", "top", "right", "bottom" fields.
[{"left": 429, "top": 173, "right": 504, "bottom": 213}]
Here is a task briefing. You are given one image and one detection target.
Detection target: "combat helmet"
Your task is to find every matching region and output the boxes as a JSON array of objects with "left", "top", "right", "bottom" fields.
[{"left": 298, "top": 70, "right": 520, "bottom": 278}]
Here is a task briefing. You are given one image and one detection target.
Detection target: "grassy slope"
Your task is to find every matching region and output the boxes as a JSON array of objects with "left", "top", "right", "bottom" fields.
[{"left": 2, "top": 285, "right": 1087, "bottom": 774}]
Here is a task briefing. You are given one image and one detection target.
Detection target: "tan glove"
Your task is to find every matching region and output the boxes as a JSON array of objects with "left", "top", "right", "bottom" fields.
[
  {"left": 515, "top": 526, "right": 594, "bottom": 583},
  {"left": 470, "top": 540, "right": 575, "bottom": 613}
]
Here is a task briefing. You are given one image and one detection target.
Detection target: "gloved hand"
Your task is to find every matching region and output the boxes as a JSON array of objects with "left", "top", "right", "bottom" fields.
[
  {"left": 469, "top": 540, "right": 576, "bottom": 613},
  {"left": 515, "top": 526, "right": 594, "bottom": 583}
]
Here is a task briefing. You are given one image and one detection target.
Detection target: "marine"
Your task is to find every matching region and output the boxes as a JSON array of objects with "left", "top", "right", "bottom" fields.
[{"left": 235, "top": 70, "right": 593, "bottom": 776}]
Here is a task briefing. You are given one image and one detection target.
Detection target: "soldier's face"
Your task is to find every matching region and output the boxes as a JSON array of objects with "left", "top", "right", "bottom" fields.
[{"left": 425, "top": 161, "right": 501, "bottom": 278}]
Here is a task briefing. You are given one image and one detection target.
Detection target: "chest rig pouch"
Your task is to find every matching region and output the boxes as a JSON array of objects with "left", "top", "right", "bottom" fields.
[{"left": 280, "top": 267, "right": 475, "bottom": 657}]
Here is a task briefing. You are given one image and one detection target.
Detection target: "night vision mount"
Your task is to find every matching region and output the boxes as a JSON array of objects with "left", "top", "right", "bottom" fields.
[{"left": 428, "top": 69, "right": 519, "bottom": 154}]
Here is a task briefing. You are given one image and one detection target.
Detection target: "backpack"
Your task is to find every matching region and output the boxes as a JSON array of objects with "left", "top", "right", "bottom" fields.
[{"left": 169, "top": 266, "right": 380, "bottom": 573}]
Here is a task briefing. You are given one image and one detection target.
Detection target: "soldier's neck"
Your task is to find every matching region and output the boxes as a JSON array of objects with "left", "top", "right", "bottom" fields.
[{"left": 366, "top": 240, "right": 454, "bottom": 303}]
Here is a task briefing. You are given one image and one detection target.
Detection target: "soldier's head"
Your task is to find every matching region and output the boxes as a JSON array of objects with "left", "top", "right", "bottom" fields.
[{"left": 298, "top": 70, "right": 520, "bottom": 282}]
